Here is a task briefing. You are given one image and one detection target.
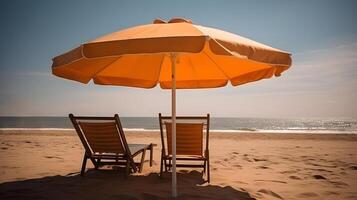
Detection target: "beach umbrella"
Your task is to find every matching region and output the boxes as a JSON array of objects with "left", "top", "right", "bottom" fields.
[{"left": 51, "top": 18, "right": 292, "bottom": 198}]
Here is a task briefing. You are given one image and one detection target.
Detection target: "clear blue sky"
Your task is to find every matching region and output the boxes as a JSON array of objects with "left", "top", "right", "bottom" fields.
[{"left": 0, "top": 0, "right": 356, "bottom": 118}]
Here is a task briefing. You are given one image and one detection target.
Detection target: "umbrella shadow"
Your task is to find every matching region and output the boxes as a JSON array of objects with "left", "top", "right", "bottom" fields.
[{"left": 0, "top": 169, "right": 256, "bottom": 200}]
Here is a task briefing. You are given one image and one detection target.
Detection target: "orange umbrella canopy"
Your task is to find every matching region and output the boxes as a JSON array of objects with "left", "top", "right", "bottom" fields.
[{"left": 52, "top": 18, "right": 292, "bottom": 88}]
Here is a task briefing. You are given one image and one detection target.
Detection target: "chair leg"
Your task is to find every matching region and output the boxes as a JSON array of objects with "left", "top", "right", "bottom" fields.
[
  {"left": 125, "top": 158, "right": 130, "bottom": 178},
  {"left": 160, "top": 154, "right": 164, "bottom": 178},
  {"left": 203, "top": 160, "right": 206, "bottom": 173},
  {"left": 207, "top": 154, "right": 210, "bottom": 183},
  {"left": 162, "top": 150, "right": 168, "bottom": 172},
  {"left": 80, "top": 154, "right": 88, "bottom": 176},
  {"left": 139, "top": 150, "right": 146, "bottom": 173},
  {"left": 149, "top": 144, "right": 153, "bottom": 167},
  {"left": 129, "top": 156, "right": 137, "bottom": 173}
]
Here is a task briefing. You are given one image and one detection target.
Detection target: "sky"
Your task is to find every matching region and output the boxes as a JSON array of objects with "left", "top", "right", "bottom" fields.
[{"left": 0, "top": 0, "right": 356, "bottom": 118}]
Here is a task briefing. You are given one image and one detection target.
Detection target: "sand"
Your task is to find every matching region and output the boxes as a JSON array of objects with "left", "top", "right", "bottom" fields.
[{"left": 0, "top": 129, "right": 356, "bottom": 200}]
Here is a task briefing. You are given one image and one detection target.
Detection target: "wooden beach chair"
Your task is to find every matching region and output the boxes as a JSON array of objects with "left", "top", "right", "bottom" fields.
[
  {"left": 159, "top": 113, "right": 210, "bottom": 182},
  {"left": 69, "top": 114, "right": 154, "bottom": 176}
]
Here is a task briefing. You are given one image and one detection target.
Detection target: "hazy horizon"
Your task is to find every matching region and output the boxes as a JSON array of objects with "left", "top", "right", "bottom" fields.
[
  {"left": 1, "top": 116, "right": 356, "bottom": 120},
  {"left": 1, "top": 0, "right": 357, "bottom": 118}
]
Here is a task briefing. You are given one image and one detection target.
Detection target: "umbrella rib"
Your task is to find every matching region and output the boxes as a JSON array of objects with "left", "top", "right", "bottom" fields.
[
  {"left": 90, "top": 56, "right": 122, "bottom": 80},
  {"left": 202, "top": 51, "right": 230, "bottom": 80},
  {"left": 156, "top": 53, "right": 167, "bottom": 86},
  {"left": 187, "top": 55, "right": 200, "bottom": 86}
]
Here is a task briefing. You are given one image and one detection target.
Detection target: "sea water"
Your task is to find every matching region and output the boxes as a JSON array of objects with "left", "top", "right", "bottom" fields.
[{"left": 0, "top": 117, "right": 356, "bottom": 134}]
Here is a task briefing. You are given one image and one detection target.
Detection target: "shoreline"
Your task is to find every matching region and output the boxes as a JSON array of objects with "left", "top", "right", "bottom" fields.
[
  {"left": 1, "top": 128, "right": 357, "bottom": 135},
  {"left": 1, "top": 129, "right": 357, "bottom": 142}
]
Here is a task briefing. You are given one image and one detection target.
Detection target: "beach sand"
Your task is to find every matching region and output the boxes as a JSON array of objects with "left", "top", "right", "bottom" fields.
[{"left": 0, "top": 130, "right": 356, "bottom": 200}]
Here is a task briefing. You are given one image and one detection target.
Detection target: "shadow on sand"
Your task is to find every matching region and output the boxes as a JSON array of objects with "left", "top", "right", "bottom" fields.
[{"left": 0, "top": 169, "right": 255, "bottom": 200}]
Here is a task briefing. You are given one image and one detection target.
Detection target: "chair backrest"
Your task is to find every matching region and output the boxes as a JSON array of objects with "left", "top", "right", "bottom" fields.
[
  {"left": 159, "top": 113, "right": 210, "bottom": 156},
  {"left": 69, "top": 114, "right": 130, "bottom": 156}
]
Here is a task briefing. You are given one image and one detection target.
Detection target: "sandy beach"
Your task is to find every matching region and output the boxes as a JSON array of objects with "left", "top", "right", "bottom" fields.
[{"left": 0, "top": 129, "right": 356, "bottom": 200}]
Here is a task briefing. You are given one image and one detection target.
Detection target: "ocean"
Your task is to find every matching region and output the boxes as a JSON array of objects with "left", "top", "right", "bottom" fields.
[{"left": 0, "top": 117, "right": 356, "bottom": 134}]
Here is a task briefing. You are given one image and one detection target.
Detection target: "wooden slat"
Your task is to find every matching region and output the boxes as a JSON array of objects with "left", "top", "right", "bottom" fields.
[
  {"left": 165, "top": 122, "right": 203, "bottom": 156},
  {"left": 79, "top": 122, "right": 125, "bottom": 154}
]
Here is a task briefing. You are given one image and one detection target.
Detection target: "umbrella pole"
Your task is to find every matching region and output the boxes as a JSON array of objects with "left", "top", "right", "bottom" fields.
[{"left": 170, "top": 53, "right": 177, "bottom": 198}]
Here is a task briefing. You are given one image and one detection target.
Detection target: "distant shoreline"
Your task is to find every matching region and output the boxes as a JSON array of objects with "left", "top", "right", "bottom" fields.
[
  {"left": 1, "top": 116, "right": 356, "bottom": 134},
  {"left": 1, "top": 128, "right": 356, "bottom": 135}
]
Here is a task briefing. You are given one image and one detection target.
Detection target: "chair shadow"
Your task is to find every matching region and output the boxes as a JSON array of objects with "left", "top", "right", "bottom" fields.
[{"left": 0, "top": 169, "right": 256, "bottom": 200}]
